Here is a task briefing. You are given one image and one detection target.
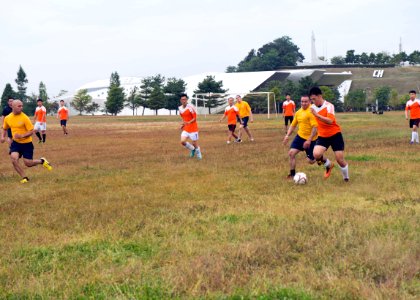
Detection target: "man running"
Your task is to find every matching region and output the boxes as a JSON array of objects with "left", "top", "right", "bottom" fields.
[
  {"left": 282, "top": 93, "right": 295, "bottom": 134},
  {"left": 309, "top": 87, "right": 349, "bottom": 182},
  {"left": 33, "top": 99, "right": 47, "bottom": 144},
  {"left": 179, "top": 94, "right": 202, "bottom": 159},
  {"left": 283, "top": 95, "right": 318, "bottom": 179},
  {"left": 1, "top": 100, "right": 52, "bottom": 183},
  {"left": 235, "top": 95, "right": 254, "bottom": 142},
  {"left": 405, "top": 90, "right": 420, "bottom": 144},
  {"left": 220, "top": 97, "right": 242, "bottom": 144},
  {"left": 57, "top": 100, "right": 69, "bottom": 135}
]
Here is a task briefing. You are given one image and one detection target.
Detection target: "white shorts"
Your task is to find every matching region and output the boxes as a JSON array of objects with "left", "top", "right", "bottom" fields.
[
  {"left": 181, "top": 131, "right": 199, "bottom": 141},
  {"left": 34, "top": 122, "right": 47, "bottom": 131}
]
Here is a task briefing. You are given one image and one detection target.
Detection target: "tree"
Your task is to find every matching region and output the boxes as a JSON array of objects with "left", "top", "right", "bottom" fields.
[
  {"left": 86, "top": 102, "right": 100, "bottom": 115},
  {"left": 105, "top": 72, "right": 125, "bottom": 115},
  {"left": 194, "top": 75, "right": 227, "bottom": 114},
  {"left": 225, "top": 66, "right": 237, "bottom": 73},
  {"left": 49, "top": 101, "right": 59, "bottom": 115},
  {"left": 368, "top": 52, "right": 376, "bottom": 64},
  {"left": 344, "top": 89, "right": 366, "bottom": 111},
  {"left": 234, "top": 36, "right": 305, "bottom": 72},
  {"left": 57, "top": 89, "right": 68, "bottom": 97},
  {"left": 71, "top": 89, "right": 92, "bottom": 115},
  {"left": 408, "top": 50, "right": 420, "bottom": 65},
  {"left": 345, "top": 50, "right": 355, "bottom": 64},
  {"left": 391, "top": 52, "right": 408, "bottom": 65},
  {"left": 148, "top": 86, "right": 166, "bottom": 115},
  {"left": 38, "top": 82, "right": 48, "bottom": 101},
  {"left": 15, "top": 65, "right": 28, "bottom": 101},
  {"left": 330, "top": 56, "right": 345, "bottom": 64},
  {"left": 164, "top": 77, "right": 187, "bottom": 115},
  {"left": 373, "top": 86, "right": 392, "bottom": 110},
  {"left": 297, "top": 76, "right": 316, "bottom": 98},
  {"left": 360, "top": 52, "right": 369, "bottom": 65},
  {"left": 1, "top": 83, "right": 16, "bottom": 107},
  {"left": 24, "top": 93, "right": 38, "bottom": 115},
  {"left": 125, "top": 87, "right": 141, "bottom": 116},
  {"left": 389, "top": 89, "right": 405, "bottom": 110}
]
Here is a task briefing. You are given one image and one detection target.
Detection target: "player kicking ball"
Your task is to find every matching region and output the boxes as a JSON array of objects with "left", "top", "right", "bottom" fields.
[{"left": 178, "top": 93, "right": 202, "bottom": 160}]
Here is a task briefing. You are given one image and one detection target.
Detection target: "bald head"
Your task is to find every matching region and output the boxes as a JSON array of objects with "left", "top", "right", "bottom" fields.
[{"left": 12, "top": 100, "right": 23, "bottom": 114}]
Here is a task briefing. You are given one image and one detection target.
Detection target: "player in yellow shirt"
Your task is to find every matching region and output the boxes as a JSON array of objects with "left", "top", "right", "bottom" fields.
[
  {"left": 1, "top": 100, "right": 52, "bottom": 183},
  {"left": 235, "top": 95, "right": 254, "bottom": 142},
  {"left": 283, "top": 95, "right": 318, "bottom": 179}
]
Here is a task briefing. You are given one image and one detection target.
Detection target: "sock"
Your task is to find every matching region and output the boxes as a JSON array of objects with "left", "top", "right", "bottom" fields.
[
  {"left": 324, "top": 158, "right": 331, "bottom": 168},
  {"left": 415, "top": 132, "right": 419, "bottom": 142},
  {"left": 40, "top": 158, "right": 45, "bottom": 164},
  {"left": 290, "top": 169, "right": 296, "bottom": 176},
  {"left": 184, "top": 142, "right": 195, "bottom": 151},
  {"left": 36, "top": 132, "right": 42, "bottom": 141},
  {"left": 195, "top": 147, "right": 201, "bottom": 155},
  {"left": 340, "top": 164, "right": 349, "bottom": 180},
  {"left": 42, "top": 134, "right": 46, "bottom": 143}
]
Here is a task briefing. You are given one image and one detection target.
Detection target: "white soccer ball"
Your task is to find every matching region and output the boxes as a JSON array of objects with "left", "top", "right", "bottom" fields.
[{"left": 293, "top": 172, "right": 307, "bottom": 185}]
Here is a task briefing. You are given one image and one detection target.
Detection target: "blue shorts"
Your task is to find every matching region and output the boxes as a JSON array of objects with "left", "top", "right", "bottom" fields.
[
  {"left": 241, "top": 116, "right": 249, "bottom": 128},
  {"left": 228, "top": 124, "right": 236, "bottom": 132},
  {"left": 290, "top": 134, "right": 316, "bottom": 160},
  {"left": 316, "top": 132, "right": 345, "bottom": 151},
  {"left": 10, "top": 141, "right": 34, "bottom": 159},
  {"left": 60, "top": 120, "right": 67, "bottom": 126},
  {"left": 409, "top": 118, "right": 420, "bottom": 128}
]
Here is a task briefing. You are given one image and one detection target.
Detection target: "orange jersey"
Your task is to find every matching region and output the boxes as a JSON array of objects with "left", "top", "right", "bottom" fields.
[
  {"left": 311, "top": 101, "right": 341, "bottom": 138},
  {"left": 405, "top": 99, "right": 420, "bottom": 119},
  {"left": 179, "top": 104, "right": 198, "bottom": 133},
  {"left": 224, "top": 105, "right": 239, "bottom": 125},
  {"left": 57, "top": 106, "right": 69, "bottom": 120},
  {"left": 34, "top": 106, "right": 47, "bottom": 122},
  {"left": 283, "top": 100, "right": 295, "bottom": 117}
]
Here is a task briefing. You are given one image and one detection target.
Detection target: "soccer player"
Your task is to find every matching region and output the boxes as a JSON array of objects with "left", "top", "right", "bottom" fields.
[
  {"left": 283, "top": 95, "right": 318, "bottom": 179},
  {"left": 1, "top": 100, "right": 52, "bottom": 183},
  {"left": 33, "top": 99, "right": 47, "bottom": 143},
  {"left": 179, "top": 93, "right": 202, "bottom": 159},
  {"left": 235, "top": 95, "right": 254, "bottom": 142},
  {"left": 220, "top": 97, "right": 242, "bottom": 144},
  {"left": 309, "top": 87, "right": 349, "bottom": 182},
  {"left": 57, "top": 100, "right": 69, "bottom": 135},
  {"left": 405, "top": 90, "right": 420, "bottom": 144},
  {"left": 282, "top": 93, "right": 295, "bottom": 134},
  {"left": 1, "top": 96, "right": 14, "bottom": 147}
]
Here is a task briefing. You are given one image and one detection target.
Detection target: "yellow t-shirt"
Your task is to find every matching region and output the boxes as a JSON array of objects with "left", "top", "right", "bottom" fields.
[
  {"left": 3, "top": 112, "right": 34, "bottom": 143},
  {"left": 291, "top": 107, "right": 318, "bottom": 141},
  {"left": 235, "top": 101, "right": 251, "bottom": 118}
]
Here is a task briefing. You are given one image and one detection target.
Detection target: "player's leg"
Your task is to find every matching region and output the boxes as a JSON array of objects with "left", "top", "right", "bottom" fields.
[
  {"left": 284, "top": 117, "right": 288, "bottom": 134},
  {"left": 305, "top": 140, "right": 317, "bottom": 165},
  {"left": 10, "top": 151, "right": 26, "bottom": 178},
  {"left": 313, "top": 141, "right": 334, "bottom": 178},
  {"left": 287, "top": 148, "right": 300, "bottom": 179},
  {"left": 409, "top": 119, "right": 415, "bottom": 144},
  {"left": 414, "top": 120, "right": 419, "bottom": 143},
  {"left": 181, "top": 131, "right": 195, "bottom": 154},
  {"left": 191, "top": 133, "right": 202, "bottom": 160},
  {"left": 331, "top": 132, "right": 349, "bottom": 181}
]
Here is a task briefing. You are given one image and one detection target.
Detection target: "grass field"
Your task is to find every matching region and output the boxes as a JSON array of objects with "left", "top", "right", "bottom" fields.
[{"left": 0, "top": 112, "right": 419, "bottom": 299}]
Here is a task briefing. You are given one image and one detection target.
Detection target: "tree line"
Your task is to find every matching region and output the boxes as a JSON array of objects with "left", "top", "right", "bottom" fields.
[{"left": 331, "top": 50, "right": 420, "bottom": 66}]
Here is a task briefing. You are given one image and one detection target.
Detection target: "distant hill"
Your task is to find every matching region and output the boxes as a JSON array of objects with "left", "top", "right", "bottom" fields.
[{"left": 327, "top": 66, "right": 420, "bottom": 95}]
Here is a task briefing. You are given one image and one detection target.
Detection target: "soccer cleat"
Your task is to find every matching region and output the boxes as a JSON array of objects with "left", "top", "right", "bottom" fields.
[
  {"left": 41, "top": 157, "right": 52, "bottom": 171},
  {"left": 286, "top": 174, "right": 293, "bottom": 180},
  {"left": 324, "top": 162, "right": 334, "bottom": 179},
  {"left": 38, "top": 140, "right": 42, "bottom": 144},
  {"left": 344, "top": 178, "right": 349, "bottom": 182},
  {"left": 227, "top": 141, "right": 231, "bottom": 144},
  {"left": 250, "top": 138, "right": 255, "bottom": 142},
  {"left": 189, "top": 149, "right": 195, "bottom": 158},
  {"left": 410, "top": 141, "right": 414, "bottom": 144},
  {"left": 234, "top": 138, "right": 242, "bottom": 143},
  {"left": 20, "top": 178, "right": 29, "bottom": 184}
]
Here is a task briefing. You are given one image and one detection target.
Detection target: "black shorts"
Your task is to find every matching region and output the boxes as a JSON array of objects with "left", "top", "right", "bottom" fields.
[
  {"left": 316, "top": 132, "right": 345, "bottom": 152},
  {"left": 228, "top": 124, "right": 236, "bottom": 132},
  {"left": 290, "top": 134, "right": 316, "bottom": 160},
  {"left": 60, "top": 120, "right": 67, "bottom": 126},
  {"left": 7, "top": 128, "right": 12, "bottom": 138},
  {"left": 10, "top": 141, "right": 34, "bottom": 159},
  {"left": 241, "top": 116, "right": 249, "bottom": 128},
  {"left": 409, "top": 118, "right": 420, "bottom": 128},
  {"left": 285, "top": 116, "right": 293, "bottom": 126}
]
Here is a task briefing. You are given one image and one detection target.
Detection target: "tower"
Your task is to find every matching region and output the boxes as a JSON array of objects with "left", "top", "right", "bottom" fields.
[{"left": 311, "top": 31, "right": 324, "bottom": 65}]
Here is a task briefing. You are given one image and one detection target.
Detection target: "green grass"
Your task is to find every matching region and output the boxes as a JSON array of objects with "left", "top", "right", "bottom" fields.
[{"left": 0, "top": 112, "right": 419, "bottom": 299}]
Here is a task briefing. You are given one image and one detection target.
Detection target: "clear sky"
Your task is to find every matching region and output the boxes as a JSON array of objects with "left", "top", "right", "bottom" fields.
[{"left": 0, "top": 0, "right": 418, "bottom": 97}]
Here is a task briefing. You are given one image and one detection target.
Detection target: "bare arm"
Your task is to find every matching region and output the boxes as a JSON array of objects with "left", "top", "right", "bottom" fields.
[
  {"left": 310, "top": 108, "right": 333, "bottom": 124},
  {"left": 303, "top": 126, "right": 318, "bottom": 149},
  {"left": 283, "top": 125, "right": 296, "bottom": 145},
  {"left": 14, "top": 129, "right": 34, "bottom": 140}
]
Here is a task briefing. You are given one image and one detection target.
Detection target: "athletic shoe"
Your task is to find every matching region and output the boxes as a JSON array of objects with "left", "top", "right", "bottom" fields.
[
  {"left": 189, "top": 149, "right": 195, "bottom": 158},
  {"left": 20, "top": 178, "right": 29, "bottom": 184},
  {"left": 317, "top": 160, "right": 322, "bottom": 166},
  {"left": 410, "top": 141, "right": 414, "bottom": 144},
  {"left": 286, "top": 174, "right": 293, "bottom": 180},
  {"left": 344, "top": 178, "right": 349, "bottom": 182},
  {"left": 227, "top": 141, "right": 231, "bottom": 144},
  {"left": 234, "top": 138, "right": 242, "bottom": 143},
  {"left": 324, "top": 163, "right": 334, "bottom": 179},
  {"left": 38, "top": 140, "right": 42, "bottom": 144},
  {"left": 250, "top": 138, "right": 255, "bottom": 142},
  {"left": 41, "top": 157, "right": 52, "bottom": 171}
]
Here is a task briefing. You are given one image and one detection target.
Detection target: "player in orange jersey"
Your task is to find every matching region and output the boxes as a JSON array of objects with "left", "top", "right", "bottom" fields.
[
  {"left": 282, "top": 93, "right": 295, "bottom": 134},
  {"left": 179, "top": 94, "right": 202, "bottom": 159},
  {"left": 405, "top": 90, "right": 420, "bottom": 144},
  {"left": 33, "top": 99, "right": 47, "bottom": 143},
  {"left": 220, "top": 97, "right": 242, "bottom": 144},
  {"left": 1, "top": 100, "right": 52, "bottom": 183},
  {"left": 309, "top": 87, "right": 349, "bottom": 182},
  {"left": 57, "top": 100, "right": 69, "bottom": 135}
]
